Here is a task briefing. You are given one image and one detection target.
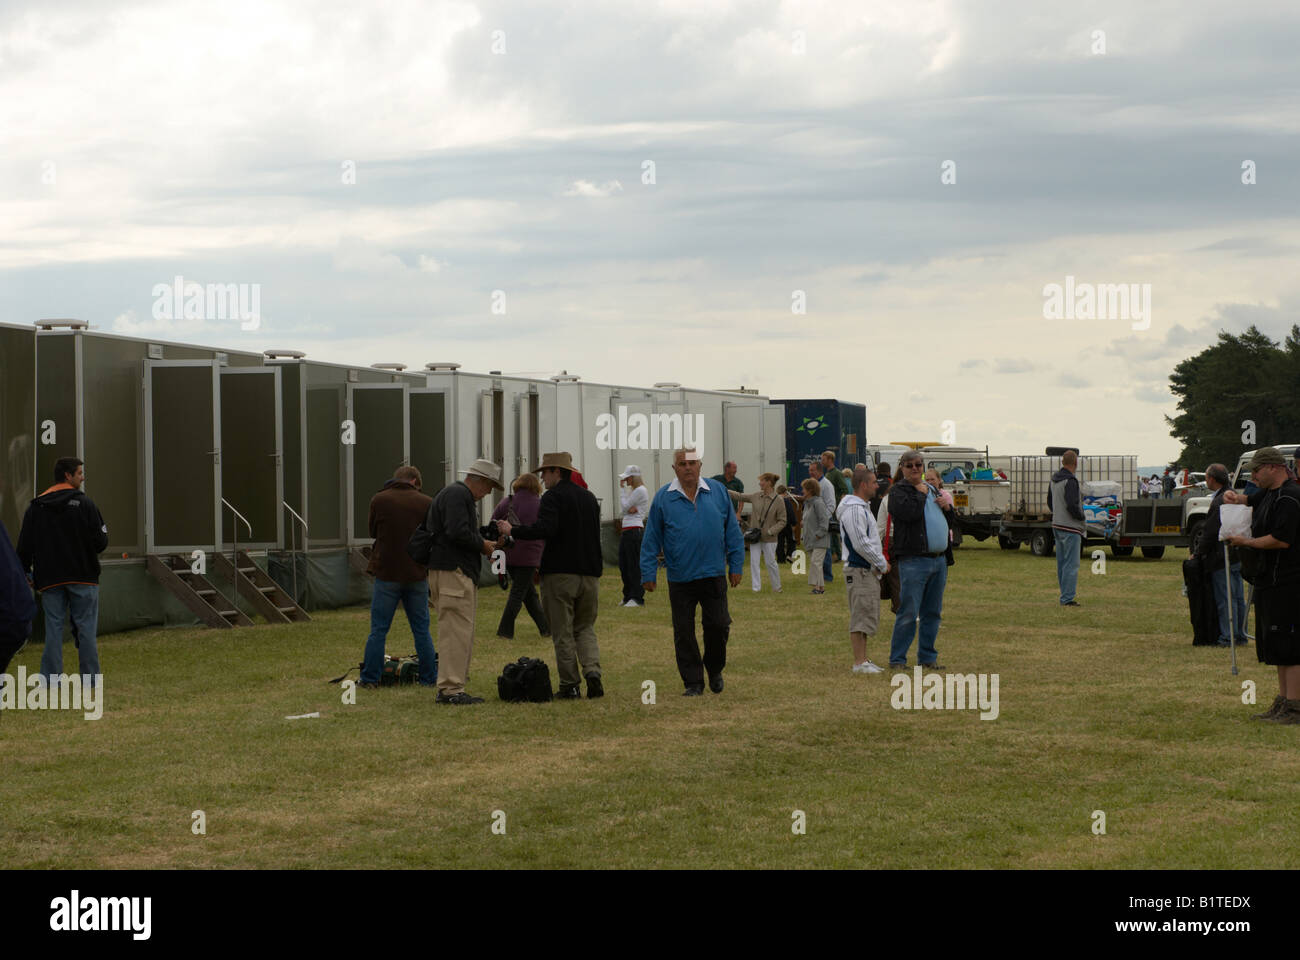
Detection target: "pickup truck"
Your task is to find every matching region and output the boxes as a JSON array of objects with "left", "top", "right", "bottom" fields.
[{"left": 1183, "top": 444, "right": 1299, "bottom": 554}]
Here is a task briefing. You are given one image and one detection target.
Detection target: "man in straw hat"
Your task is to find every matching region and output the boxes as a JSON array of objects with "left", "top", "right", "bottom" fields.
[
  {"left": 1224, "top": 447, "right": 1300, "bottom": 723},
  {"left": 639, "top": 445, "right": 744, "bottom": 696},
  {"left": 425, "top": 458, "right": 506, "bottom": 705},
  {"left": 498, "top": 452, "right": 605, "bottom": 699}
]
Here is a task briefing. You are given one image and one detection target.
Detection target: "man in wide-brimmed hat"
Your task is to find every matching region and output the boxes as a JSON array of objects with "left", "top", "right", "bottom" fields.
[
  {"left": 498, "top": 452, "right": 604, "bottom": 699},
  {"left": 1225, "top": 447, "right": 1300, "bottom": 723},
  {"left": 424, "top": 458, "right": 506, "bottom": 705}
]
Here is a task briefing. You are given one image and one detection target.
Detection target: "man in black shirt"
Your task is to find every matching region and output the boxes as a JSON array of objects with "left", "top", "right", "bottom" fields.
[
  {"left": 1225, "top": 448, "right": 1300, "bottom": 723},
  {"left": 500, "top": 452, "right": 604, "bottom": 700}
]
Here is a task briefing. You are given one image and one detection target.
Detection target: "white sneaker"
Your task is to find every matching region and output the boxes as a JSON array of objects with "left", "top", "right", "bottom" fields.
[
  {"left": 852, "top": 661, "right": 884, "bottom": 675},
  {"left": 623, "top": 600, "right": 639, "bottom": 608}
]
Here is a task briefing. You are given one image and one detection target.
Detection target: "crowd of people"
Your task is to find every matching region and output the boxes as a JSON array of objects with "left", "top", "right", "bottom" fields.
[{"left": 4, "top": 444, "right": 1297, "bottom": 725}]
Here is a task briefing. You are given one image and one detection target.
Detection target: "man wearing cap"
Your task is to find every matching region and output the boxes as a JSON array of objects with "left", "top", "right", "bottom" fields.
[
  {"left": 498, "top": 452, "right": 605, "bottom": 699},
  {"left": 639, "top": 446, "right": 744, "bottom": 696},
  {"left": 1224, "top": 447, "right": 1300, "bottom": 723},
  {"left": 618, "top": 465, "right": 650, "bottom": 607},
  {"left": 424, "top": 458, "right": 506, "bottom": 705}
]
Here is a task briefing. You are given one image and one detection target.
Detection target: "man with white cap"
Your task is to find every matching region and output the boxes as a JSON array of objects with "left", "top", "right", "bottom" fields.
[
  {"left": 498, "top": 452, "right": 605, "bottom": 699},
  {"left": 618, "top": 464, "right": 650, "bottom": 607},
  {"left": 425, "top": 458, "right": 505, "bottom": 705}
]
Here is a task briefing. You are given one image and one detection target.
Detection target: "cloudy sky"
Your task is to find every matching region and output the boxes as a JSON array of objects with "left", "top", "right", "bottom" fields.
[{"left": 2, "top": 0, "right": 1298, "bottom": 464}]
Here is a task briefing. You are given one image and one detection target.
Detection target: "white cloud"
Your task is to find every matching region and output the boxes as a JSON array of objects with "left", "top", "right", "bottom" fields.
[{"left": 563, "top": 180, "right": 624, "bottom": 198}]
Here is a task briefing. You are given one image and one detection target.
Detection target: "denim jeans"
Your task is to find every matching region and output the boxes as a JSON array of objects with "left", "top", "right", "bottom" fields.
[
  {"left": 362, "top": 579, "right": 437, "bottom": 685},
  {"left": 889, "top": 555, "right": 947, "bottom": 665},
  {"left": 823, "top": 531, "right": 835, "bottom": 583},
  {"left": 1212, "top": 562, "right": 1247, "bottom": 643},
  {"left": 40, "top": 583, "right": 100, "bottom": 684},
  {"left": 1055, "top": 530, "right": 1081, "bottom": 604}
]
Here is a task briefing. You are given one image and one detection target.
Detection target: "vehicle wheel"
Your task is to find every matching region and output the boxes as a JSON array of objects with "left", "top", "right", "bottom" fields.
[
  {"left": 1186, "top": 517, "right": 1205, "bottom": 556},
  {"left": 1141, "top": 545, "right": 1166, "bottom": 559},
  {"left": 998, "top": 535, "right": 1019, "bottom": 551},
  {"left": 1111, "top": 545, "right": 1134, "bottom": 557},
  {"left": 1030, "top": 529, "right": 1055, "bottom": 557}
]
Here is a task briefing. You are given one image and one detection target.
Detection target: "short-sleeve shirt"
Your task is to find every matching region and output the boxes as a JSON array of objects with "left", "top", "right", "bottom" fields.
[{"left": 1248, "top": 480, "right": 1300, "bottom": 584}]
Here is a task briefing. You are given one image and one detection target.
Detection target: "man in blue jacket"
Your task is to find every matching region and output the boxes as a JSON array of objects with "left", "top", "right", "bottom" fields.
[{"left": 641, "top": 446, "right": 744, "bottom": 696}]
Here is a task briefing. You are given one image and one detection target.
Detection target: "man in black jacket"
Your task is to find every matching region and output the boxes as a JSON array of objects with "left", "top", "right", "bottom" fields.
[
  {"left": 887, "top": 451, "right": 955, "bottom": 670},
  {"left": 426, "top": 459, "right": 505, "bottom": 705},
  {"left": 16, "top": 457, "right": 108, "bottom": 686},
  {"left": 1195, "top": 463, "right": 1247, "bottom": 647},
  {"left": 500, "top": 452, "right": 604, "bottom": 699},
  {"left": 1224, "top": 448, "right": 1300, "bottom": 723}
]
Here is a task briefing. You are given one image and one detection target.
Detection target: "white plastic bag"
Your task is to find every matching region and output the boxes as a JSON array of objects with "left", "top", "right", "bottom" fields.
[{"left": 1219, "top": 503, "right": 1252, "bottom": 541}]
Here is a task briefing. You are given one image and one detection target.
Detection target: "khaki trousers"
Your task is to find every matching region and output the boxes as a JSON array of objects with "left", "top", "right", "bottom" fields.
[
  {"left": 429, "top": 568, "right": 477, "bottom": 695},
  {"left": 540, "top": 573, "right": 601, "bottom": 686}
]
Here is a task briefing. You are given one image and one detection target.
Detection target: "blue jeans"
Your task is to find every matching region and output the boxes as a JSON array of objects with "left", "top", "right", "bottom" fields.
[
  {"left": 1055, "top": 530, "right": 1081, "bottom": 604},
  {"left": 823, "top": 531, "right": 835, "bottom": 583},
  {"left": 1211, "top": 562, "right": 1247, "bottom": 643},
  {"left": 889, "top": 555, "right": 947, "bottom": 665},
  {"left": 362, "top": 579, "right": 437, "bottom": 685},
  {"left": 40, "top": 583, "right": 100, "bottom": 684}
]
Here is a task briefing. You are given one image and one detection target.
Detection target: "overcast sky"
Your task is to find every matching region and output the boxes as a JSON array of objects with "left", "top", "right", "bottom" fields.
[{"left": 3, "top": 0, "right": 1298, "bottom": 464}]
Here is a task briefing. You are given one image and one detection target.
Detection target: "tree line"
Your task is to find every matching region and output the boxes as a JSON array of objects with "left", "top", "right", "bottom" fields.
[{"left": 1167, "top": 325, "right": 1300, "bottom": 469}]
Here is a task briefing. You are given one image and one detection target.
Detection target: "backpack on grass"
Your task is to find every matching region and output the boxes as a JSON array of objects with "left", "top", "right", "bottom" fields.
[
  {"left": 329, "top": 654, "right": 422, "bottom": 686},
  {"left": 497, "top": 657, "right": 553, "bottom": 703}
]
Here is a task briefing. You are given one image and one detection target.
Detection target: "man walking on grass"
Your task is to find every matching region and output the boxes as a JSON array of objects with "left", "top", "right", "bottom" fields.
[{"left": 641, "top": 446, "right": 744, "bottom": 696}]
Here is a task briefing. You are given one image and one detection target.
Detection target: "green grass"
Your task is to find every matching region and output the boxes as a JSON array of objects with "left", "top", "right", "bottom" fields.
[{"left": 2, "top": 540, "right": 1295, "bottom": 869}]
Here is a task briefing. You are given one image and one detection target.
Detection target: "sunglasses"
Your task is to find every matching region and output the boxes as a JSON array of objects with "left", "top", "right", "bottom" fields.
[{"left": 903, "top": 462, "right": 924, "bottom": 469}]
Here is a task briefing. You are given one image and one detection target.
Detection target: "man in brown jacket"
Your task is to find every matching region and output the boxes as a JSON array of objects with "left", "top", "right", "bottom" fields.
[{"left": 360, "top": 465, "right": 436, "bottom": 690}]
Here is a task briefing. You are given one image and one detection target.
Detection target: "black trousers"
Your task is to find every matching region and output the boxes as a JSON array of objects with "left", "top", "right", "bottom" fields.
[
  {"left": 619, "top": 527, "right": 645, "bottom": 603},
  {"left": 776, "top": 528, "right": 797, "bottom": 563},
  {"left": 668, "top": 575, "right": 731, "bottom": 688},
  {"left": 496, "top": 566, "right": 549, "bottom": 639}
]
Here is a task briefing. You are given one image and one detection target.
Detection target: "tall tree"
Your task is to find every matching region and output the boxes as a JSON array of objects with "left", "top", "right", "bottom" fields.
[{"left": 1166, "top": 325, "right": 1300, "bottom": 468}]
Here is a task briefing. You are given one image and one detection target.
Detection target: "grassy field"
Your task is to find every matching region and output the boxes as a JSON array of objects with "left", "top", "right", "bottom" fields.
[{"left": 2, "top": 540, "right": 1297, "bottom": 870}]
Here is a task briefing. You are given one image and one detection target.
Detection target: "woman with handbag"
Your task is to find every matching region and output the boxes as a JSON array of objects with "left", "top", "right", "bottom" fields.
[
  {"left": 730, "top": 473, "right": 787, "bottom": 593},
  {"left": 491, "top": 474, "right": 551, "bottom": 640},
  {"left": 801, "top": 478, "right": 831, "bottom": 594}
]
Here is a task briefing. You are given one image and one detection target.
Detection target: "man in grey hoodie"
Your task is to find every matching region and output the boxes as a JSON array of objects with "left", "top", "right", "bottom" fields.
[{"left": 1047, "top": 450, "right": 1085, "bottom": 607}]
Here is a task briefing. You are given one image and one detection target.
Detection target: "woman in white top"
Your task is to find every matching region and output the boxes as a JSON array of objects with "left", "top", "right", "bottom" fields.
[{"left": 618, "top": 465, "right": 651, "bottom": 606}]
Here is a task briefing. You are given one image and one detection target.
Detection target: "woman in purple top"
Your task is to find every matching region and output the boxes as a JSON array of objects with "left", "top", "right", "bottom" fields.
[{"left": 492, "top": 474, "right": 551, "bottom": 640}]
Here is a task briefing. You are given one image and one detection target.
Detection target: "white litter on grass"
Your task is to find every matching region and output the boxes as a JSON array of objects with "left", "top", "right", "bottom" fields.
[{"left": 285, "top": 712, "right": 321, "bottom": 720}]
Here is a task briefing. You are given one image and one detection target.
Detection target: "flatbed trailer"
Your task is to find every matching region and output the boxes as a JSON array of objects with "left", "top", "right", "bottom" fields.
[{"left": 997, "top": 498, "right": 1188, "bottom": 558}]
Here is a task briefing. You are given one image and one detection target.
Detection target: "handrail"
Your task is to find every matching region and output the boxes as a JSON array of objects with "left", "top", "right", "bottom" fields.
[
  {"left": 283, "top": 502, "right": 308, "bottom": 536},
  {"left": 283, "top": 502, "right": 309, "bottom": 604},
  {"left": 219, "top": 498, "right": 253, "bottom": 614},
  {"left": 221, "top": 498, "right": 253, "bottom": 539}
]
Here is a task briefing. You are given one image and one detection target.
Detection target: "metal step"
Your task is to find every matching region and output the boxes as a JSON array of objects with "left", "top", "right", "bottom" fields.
[
  {"left": 212, "top": 550, "right": 311, "bottom": 624},
  {"left": 145, "top": 554, "right": 255, "bottom": 629}
]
